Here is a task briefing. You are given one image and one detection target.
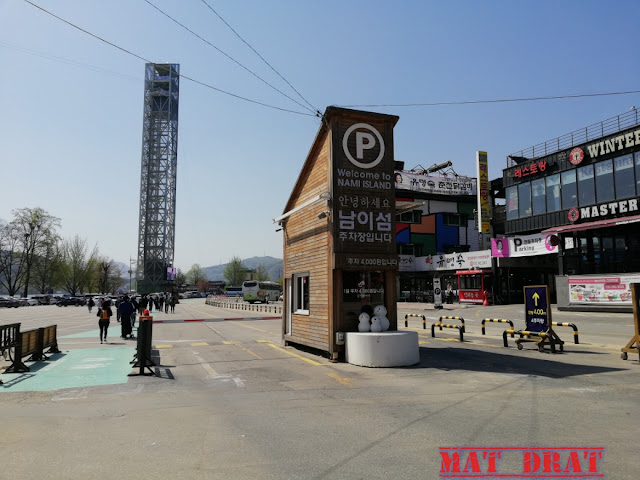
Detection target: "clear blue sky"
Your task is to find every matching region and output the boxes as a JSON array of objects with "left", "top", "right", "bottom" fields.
[{"left": 1, "top": 0, "right": 639, "bottom": 272}]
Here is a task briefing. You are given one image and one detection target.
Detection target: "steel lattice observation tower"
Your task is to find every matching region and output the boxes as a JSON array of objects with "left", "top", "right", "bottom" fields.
[{"left": 136, "top": 63, "right": 180, "bottom": 294}]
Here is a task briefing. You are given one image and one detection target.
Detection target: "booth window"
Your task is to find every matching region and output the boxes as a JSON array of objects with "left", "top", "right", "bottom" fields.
[
  {"left": 546, "top": 174, "right": 561, "bottom": 212},
  {"left": 595, "top": 159, "right": 614, "bottom": 203},
  {"left": 506, "top": 186, "right": 518, "bottom": 220},
  {"left": 531, "top": 178, "right": 546, "bottom": 215},
  {"left": 293, "top": 274, "right": 309, "bottom": 315},
  {"left": 561, "top": 170, "right": 577, "bottom": 208},
  {"left": 615, "top": 154, "right": 635, "bottom": 199},
  {"left": 577, "top": 165, "right": 595, "bottom": 206},
  {"left": 518, "top": 182, "right": 531, "bottom": 217}
]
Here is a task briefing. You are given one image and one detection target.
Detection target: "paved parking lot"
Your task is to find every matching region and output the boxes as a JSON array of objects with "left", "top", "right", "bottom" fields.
[{"left": 0, "top": 299, "right": 637, "bottom": 479}]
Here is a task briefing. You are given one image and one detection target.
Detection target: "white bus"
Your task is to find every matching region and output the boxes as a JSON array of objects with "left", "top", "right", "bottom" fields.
[{"left": 242, "top": 281, "right": 282, "bottom": 303}]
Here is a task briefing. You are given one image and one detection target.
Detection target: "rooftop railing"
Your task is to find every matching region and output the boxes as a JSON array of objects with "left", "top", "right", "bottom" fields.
[{"left": 507, "top": 108, "right": 640, "bottom": 167}]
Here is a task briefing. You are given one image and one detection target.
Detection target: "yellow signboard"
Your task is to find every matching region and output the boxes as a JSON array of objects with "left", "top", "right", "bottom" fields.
[{"left": 476, "top": 151, "right": 490, "bottom": 233}]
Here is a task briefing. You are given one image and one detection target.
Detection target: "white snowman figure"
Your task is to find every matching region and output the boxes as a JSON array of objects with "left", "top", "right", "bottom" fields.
[
  {"left": 358, "top": 312, "right": 371, "bottom": 332},
  {"left": 374, "top": 305, "right": 390, "bottom": 331},
  {"left": 370, "top": 316, "right": 383, "bottom": 332}
]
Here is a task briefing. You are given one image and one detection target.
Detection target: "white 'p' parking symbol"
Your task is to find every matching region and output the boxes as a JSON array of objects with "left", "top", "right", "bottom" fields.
[{"left": 342, "top": 123, "right": 385, "bottom": 169}]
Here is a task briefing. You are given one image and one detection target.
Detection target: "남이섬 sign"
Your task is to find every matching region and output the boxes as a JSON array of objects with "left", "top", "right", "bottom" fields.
[{"left": 332, "top": 112, "right": 398, "bottom": 269}]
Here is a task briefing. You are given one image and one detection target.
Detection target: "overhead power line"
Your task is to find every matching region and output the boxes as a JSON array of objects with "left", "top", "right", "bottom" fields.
[
  {"left": 342, "top": 90, "right": 640, "bottom": 108},
  {"left": 199, "top": 0, "right": 319, "bottom": 115},
  {"left": 143, "top": 0, "right": 316, "bottom": 115},
  {"left": 22, "top": 0, "right": 315, "bottom": 117},
  {"left": 0, "top": 39, "right": 141, "bottom": 81}
]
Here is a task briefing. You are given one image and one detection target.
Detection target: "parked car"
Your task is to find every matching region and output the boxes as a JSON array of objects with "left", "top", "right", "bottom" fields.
[
  {"left": 14, "top": 297, "right": 29, "bottom": 306},
  {"left": 0, "top": 296, "right": 20, "bottom": 308},
  {"left": 56, "top": 297, "right": 85, "bottom": 307},
  {"left": 23, "top": 297, "right": 39, "bottom": 306}
]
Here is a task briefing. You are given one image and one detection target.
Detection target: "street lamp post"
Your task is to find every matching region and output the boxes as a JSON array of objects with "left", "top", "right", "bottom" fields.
[{"left": 128, "top": 257, "right": 135, "bottom": 293}]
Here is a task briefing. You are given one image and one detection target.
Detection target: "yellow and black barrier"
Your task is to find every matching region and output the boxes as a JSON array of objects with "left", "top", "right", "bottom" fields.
[
  {"left": 551, "top": 322, "right": 579, "bottom": 344},
  {"left": 438, "top": 316, "right": 465, "bottom": 333},
  {"left": 432, "top": 320, "right": 464, "bottom": 342},
  {"left": 482, "top": 318, "right": 514, "bottom": 336},
  {"left": 503, "top": 328, "right": 564, "bottom": 353},
  {"left": 404, "top": 314, "right": 426, "bottom": 329}
]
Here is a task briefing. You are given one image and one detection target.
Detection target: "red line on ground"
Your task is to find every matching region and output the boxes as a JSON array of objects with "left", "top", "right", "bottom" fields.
[
  {"left": 224, "top": 318, "right": 245, "bottom": 321},
  {"left": 184, "top": 319, "right": 205, "bottom": 322}
]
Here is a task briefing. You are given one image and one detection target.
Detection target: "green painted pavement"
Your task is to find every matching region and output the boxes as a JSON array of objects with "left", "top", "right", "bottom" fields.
[
  {"left": 61, "top": 329, "right": 102, "bottom": 339},
  {"left": 0, "top": 347, "right": 136, "bottom": 392}
]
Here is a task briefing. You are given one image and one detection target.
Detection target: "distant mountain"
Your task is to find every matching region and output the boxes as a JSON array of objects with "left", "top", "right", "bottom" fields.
[{"left": 202, "top": 256, "right": 283, "bottom": 282}]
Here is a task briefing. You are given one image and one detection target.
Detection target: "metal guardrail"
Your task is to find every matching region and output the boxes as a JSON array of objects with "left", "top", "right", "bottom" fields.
[
  {"left": 482, "top": 318, "right": 514, "bottom": 336},
  {"left": 508, "top": 108, "right": 640, "bottom": 166},
  {"left": 1, "top": 323, "right": 20, "bottom": 361},
  {"left": 552, "top": 322, "right": 579, "bottom": 344},
  {"left": 404, "top": 314, "right": 426, "bottom": 329},
  {"left": 206, "top": 296, "right": 283, "bottom": 315},
  {"left": 431, "top": 316, "right": 465, "bottom": 342}
]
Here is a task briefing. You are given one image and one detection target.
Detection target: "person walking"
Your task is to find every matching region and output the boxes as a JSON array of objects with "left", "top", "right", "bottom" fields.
[
  {"left": 88, "top": 297, "right": 95, "bottom": 313},
  {"left": 170, "top": 296, "right": 176, "bottom": 313},
  {"left": 118, "top": 296, "right": 135, "bottom": 339},
  {"left": 164, "top": 296, "right": 169, "bottom": 313},
  {"left": 98, "top": 300, "right": 113, "bottom": 344},
  {"left": 115, "top": 297, "right": 122, "bottom": 322}
]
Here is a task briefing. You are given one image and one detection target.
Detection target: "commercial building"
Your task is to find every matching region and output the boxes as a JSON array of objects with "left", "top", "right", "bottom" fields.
[
  {"left": 393, "top": 167, "right": 491, "bottom": 303},
  {"left": 496, "top": 108, "right": 640, "bottom": 311}
]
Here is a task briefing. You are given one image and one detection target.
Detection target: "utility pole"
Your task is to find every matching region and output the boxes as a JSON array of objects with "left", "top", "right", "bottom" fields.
[{"left": 128, "top": 257, "right": 136, "bottom": 293}]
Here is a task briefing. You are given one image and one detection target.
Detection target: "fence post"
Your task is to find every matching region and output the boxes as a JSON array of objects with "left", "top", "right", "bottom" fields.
[{"left": 130, "top": 316, "right": 155, "bottom": 376}]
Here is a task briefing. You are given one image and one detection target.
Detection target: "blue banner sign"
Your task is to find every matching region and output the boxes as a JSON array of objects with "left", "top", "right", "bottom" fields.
[{"left": 525, "top": 286, "right": 549, "bottom": 333}]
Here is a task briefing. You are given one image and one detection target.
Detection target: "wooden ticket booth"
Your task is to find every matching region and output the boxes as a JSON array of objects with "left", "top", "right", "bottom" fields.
[{"left": 277, "top": 107, "right": 399, "bottom": 361}]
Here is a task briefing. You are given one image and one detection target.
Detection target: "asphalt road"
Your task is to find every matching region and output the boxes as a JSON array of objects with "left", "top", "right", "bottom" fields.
[{"left": 0, "top": 299, "right": 637, "bottom": 479}]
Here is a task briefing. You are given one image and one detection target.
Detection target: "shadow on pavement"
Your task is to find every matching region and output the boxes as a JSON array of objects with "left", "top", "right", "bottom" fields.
[
  {"left": 413, "top": 346, "right": 626, "bottom": 378},
  {"left": 0, "top": 352, "right": 67, "bottom": 388}
]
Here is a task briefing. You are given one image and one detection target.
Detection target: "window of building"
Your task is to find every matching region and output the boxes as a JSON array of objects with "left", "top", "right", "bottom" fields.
[
  {"left": 518, "top": 182, "right": 531, "bottom": 217},
  {"left": 546, "top": 174, "right": 561, "bottom": 212},
  {"left": 293, "top": 273, "right": 309, "bottom": 315},
  {"left": 595, "top": 159, "right": 614, "bottom": 203},
  {"left": 506, "top": 186, "right": 518, "bottom": 220},
  {"left": 577, "top": 165, "right": 595, "bottom": 206},
  {"left": 443, "top": 213, "right": 466, "bottom": 226},
  {"left": 396, "top": 210, "right": 422, "bottom": 224},
  {"left": 398, "top": 244, "right": 415, "bottom": 255},
  {"left": 614, "top": 154, "right": 635, "bottom": 199},
  {"left": 531, "top": 178, "right": 546, "bottom": 215},
  {"left": 561, "top": 170, "right": 578, "bottom": 209}
]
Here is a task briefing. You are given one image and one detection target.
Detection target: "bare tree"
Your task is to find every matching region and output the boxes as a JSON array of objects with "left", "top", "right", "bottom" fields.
[
  {"left": 0, "top": 221, "right": 27, "bottom": 296},
  {"left": 96, "top": 258, "right": 125, "bottom": 294},
  {"left": 59, "top": 236, "right": 98, "bottom": 296},
  {"left": 31, "top": 236, "right": 63, "bottom": 294},
  {"left": 11, "top": 208, "right": 61, "bottom": 297}
]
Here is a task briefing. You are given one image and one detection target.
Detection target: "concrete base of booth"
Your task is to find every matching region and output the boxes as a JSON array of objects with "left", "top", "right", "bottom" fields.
[{"left": 345, "top": 331, "right": 420, "bottom": 367}]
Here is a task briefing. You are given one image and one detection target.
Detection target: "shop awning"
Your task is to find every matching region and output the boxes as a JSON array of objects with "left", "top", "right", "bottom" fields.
[{"left": 542, "top": 214, "right": 640, "bottom": 235}]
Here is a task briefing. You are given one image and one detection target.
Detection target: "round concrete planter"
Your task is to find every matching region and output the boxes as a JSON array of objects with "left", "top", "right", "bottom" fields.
[{"left": 345, "top": 331, "right": 420, "bottom": 367}]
